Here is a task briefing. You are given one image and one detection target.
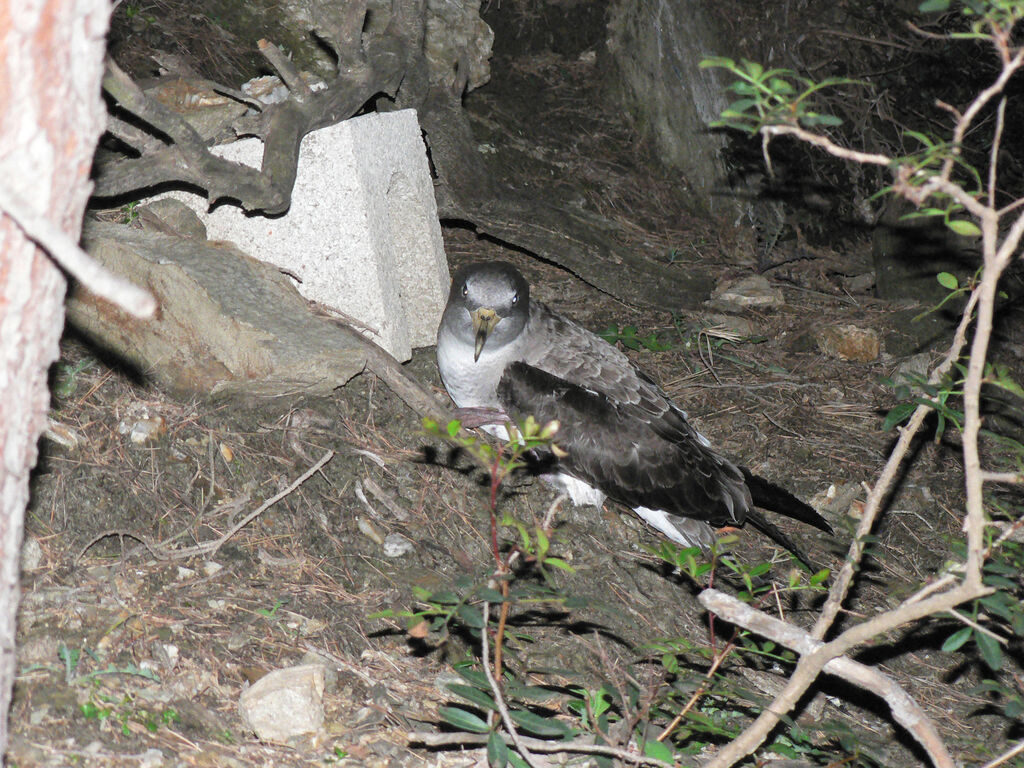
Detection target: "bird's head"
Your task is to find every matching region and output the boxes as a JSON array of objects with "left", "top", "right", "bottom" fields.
[{"left": 445, "top": 262, "right": 530, "bottom": 361}]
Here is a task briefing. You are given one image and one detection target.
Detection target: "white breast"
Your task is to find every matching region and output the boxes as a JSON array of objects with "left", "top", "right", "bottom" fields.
[{"left": 437, "top": 327, "right": 525, "bottom": 410}]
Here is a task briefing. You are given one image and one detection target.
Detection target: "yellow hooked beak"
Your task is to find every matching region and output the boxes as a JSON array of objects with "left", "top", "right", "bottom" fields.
[{"left": 471, "top": 307, "right": 501, "bottom": 361}]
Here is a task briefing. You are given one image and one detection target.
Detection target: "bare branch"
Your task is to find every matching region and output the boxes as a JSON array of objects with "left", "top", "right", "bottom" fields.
[
  {"left": 761, "top": 124, "right": 893, "bottom": 166},
  {"left": 702, "top": 580, "right": 988, "bottom": 768},
  {"left": 942, "top": 45, "right": 1024, "bottom": 179},
  {"left": 257, "top": 39, "right": 311, "bottom": 98},
  {"left": 813, "top": 282, "right": 981, "bottom": 641},
  {"left": 946, "top": 608, "right": 1008, "bottom": 645},
  {"left": 988, "top": 97, "right": 1006, "bottom": 209},
  {"left": 980, "top": 737, "right": 1024, "bottom": 768},
  {"left": 700, "top": 589, "right": 955, "bottom": 768},
  {"left": 407, "top": 730, "right": 673, "bottom": 766},
  {"left": 97, "top": 60, "right": 288, "bottom": 211},
  {"left": 0, "top": 186, "right": 154, "bottom": 317},
  {"left": 981, "top": 471, "right": 1024, "bottom": 483}
]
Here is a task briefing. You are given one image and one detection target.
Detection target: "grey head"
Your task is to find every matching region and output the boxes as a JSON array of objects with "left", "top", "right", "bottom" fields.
[{"left": 443, "top": 262, "right": 530, "bottom": 361}]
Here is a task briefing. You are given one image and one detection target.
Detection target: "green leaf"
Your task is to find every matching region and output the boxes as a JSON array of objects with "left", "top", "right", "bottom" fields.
[
  {"left": 447, "top": 419, "right": 461, "bottom": 438},
  {"left": 504, "top": 682, "right": 562, "bottom": 703},
  {"left": 882, "top": 402, "right": 917, "bottom": 431},
  {"left": 936, "top": 272, "right": 959, "bottom": 290},
  {"left": 767, "top": 77, "right": 795, "bottom": 95},
  {"left": 941, "top": 626, "right": 972, "bottom": 652},
  {"left": 727, "top": 81, "right": 758, "bottom": 97},
  {"left": 742, "top": 59, "right": 764, "bottom": 79},
  {"left": 918, "top": 0, "right": 950, "bottom": 11},
  {"left": 975, "top": 630, "right": 1003, "bottom": 671},
  {"left": 487, "top": 730, "right": 509, "bottom": 768},
  {"left": 946, "top": 219, "right": 981, "bottom": 237},
  {"left": 642, "top": 738, "right": 675, "bottom": 763},
  {"left": 699, "top": 56, "right": 736, "bottom": 70},
  {"left": 541, "top": 557, "right": 574, "bottom": 573},
  {"left": 800, "top": 113, "right": 844, "bottom": 127},
  {"left": 456, "top": 603, "right": 485, "bottom": 628},
  {"left": 508, "top": 708, "right": 573, "bottom": 738},
  {"left": 439, "top": 706, "right": 491, "bottom": 733},
  {"left": 535, "top": 528, "right": 550, "bottom": 559},
  {"left": 1005, "top": 697, "right": 1024, "bottom": 718},
  {"left": 809, "top": 568, "right": 830, "bottom": 586},
  {"left": 725, "top": 98, "right": 758, "bottom": 114},
  {"left": 447, "top": 684, "right": 498, "bottom": 712},
  {"left": 507, "top": 751, "right": 531, "bottom": 768},
  {"left": 455, "top": 666, "right": 491, "bottom": 690},
  {"left": 979, "top": 593, "right": 1016, "bottom": 622}
]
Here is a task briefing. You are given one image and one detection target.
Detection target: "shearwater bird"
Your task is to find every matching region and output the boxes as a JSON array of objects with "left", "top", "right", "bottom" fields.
[{"left": 435, "top": 261, "right": 832, "bottom": 566}]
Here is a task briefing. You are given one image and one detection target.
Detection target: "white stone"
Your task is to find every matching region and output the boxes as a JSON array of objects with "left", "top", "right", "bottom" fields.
[
  {"left": 160, "top": 110, "right": 449, "bottom": 361},
  {"left": 239, "top": 664, "right": 325, "bottom": 742}
]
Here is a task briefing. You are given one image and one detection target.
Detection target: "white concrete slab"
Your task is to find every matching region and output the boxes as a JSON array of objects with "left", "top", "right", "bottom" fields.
[{"left": 159, "top": 109, "right": 449, "bottom": 362}]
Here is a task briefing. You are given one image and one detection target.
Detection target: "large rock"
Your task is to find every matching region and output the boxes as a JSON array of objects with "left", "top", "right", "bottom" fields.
[
  {"left": 607, "top": 0, "right": 735, "bottom": 214},
  {"left": 69, "top": 213, "right": 367, "bottom": 400}
]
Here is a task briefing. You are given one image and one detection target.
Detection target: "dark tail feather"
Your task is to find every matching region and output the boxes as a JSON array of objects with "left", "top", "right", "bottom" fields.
[
  {"left": 740, "top": 467, "right": 833, "bottom": 534},
  {"left": 745, "top": 508, "right": 822, "bottom": 572}
]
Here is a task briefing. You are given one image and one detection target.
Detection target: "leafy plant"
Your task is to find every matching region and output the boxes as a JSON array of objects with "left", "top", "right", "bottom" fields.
[
  {"left": 53, "top": 357, "right": 94, "bottom": 399},
  {"left": 80, "top": 693, "right": 178, "bottom": 737},
  {"left": 692, "top": 2, "right": 1024, "bottom": 766},
  {"left": 599, "top": 324, "right": 673, "bottom": 352},
  {"left": 699, "top": 56, "right": 852, "bottom": 134}
]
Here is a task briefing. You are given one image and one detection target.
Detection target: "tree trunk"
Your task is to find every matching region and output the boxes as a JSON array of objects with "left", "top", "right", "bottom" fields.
[{"left": 0, "top": 0, "right": 112, "bottom": 759}]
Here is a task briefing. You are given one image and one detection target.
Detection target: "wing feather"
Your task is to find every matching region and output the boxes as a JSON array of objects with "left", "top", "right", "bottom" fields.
[{"left": 497, "top": 361, "right": 750, "bottom": 527}]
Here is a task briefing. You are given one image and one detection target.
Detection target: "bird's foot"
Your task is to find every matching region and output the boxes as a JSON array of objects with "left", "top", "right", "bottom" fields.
[{"left": 451, "top": 406, "right": 509, "bottom": 430}]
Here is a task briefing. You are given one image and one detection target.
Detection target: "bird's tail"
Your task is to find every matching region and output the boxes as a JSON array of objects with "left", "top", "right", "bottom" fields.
[
  {"left": 738, "top": 467, "right": 832, "bottom": 572},
  {"left": 739, "top": 467, "right": 833, "bottom": 534},
  {"left": 743, "top": 508, "right": 821, "bottom": 571}
]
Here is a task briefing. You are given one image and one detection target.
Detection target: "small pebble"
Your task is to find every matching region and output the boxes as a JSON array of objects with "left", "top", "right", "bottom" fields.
[{"left": 382, "top": 533, "right": 414, "bottom": 558}]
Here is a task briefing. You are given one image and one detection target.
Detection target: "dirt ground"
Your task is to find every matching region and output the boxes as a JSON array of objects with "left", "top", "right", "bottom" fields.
[{"left": 10, "top": 3, "right": 1024, "bottom": 767}]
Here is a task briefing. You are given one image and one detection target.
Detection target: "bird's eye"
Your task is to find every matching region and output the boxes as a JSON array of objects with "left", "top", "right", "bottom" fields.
[
  {"left": 511, "top": 293, "right": 519, "bottom": 305},
  {"left": 461, "top": 283, "right": 468, "bottom": 297}
]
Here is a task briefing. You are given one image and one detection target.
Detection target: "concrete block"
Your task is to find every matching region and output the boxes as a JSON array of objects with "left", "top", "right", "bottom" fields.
[{"left": 162, "top": 109, "right": 449, "bottom": 361}]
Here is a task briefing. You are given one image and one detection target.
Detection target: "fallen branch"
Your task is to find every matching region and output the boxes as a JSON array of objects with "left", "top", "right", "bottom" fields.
[
  {"left": 699, "top": 589, "right": 956, "bottom": 768},
  {"left": 407, "top": 729, "right": 673, "bottom": 766},
  {"left": 333, "top": 321, "right": 453, "bottom": 426}
]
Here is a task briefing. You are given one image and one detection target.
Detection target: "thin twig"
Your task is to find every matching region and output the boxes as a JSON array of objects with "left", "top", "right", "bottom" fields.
[
  {"left": 656, "top": 639, "right": 733, "bottom": 742},
  {"left": 76, "top": 529, "right": 165, "bottom": 563},
  {"left": 980, "top": 738, "right": 1024, "bottom": 768},
  {"left": 946, "top": 608, "right": 1008, "bottom": 645},
  {"left": 541, "top": 493, "right": 568, "bottom": 530},
  {"left": 165, "top": 451, "right": 333, "bottom": 560},
  {"left": 980, "top": 470, "right": 1024, "bottom": 483}
]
